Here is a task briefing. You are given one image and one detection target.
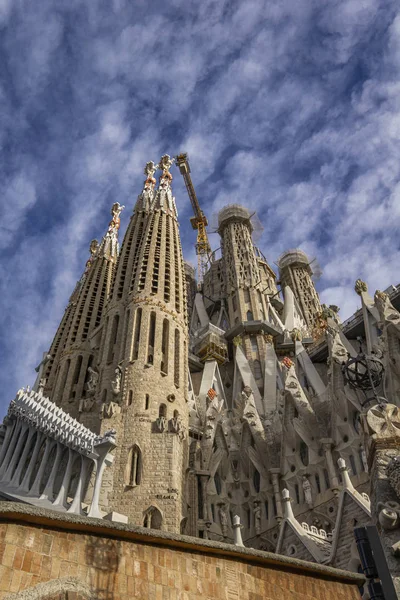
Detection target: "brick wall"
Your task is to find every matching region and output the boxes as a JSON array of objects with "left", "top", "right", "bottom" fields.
[{"left": 0, "top": 503, "right": 363, "bottom": 600}]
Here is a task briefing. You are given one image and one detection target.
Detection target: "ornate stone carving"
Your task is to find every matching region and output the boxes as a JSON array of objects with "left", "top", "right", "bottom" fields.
[
  {"left": 233, "top": 335, "right": 242, "bottom": 347},
  {"left": 302, "top": 475, "right": 313, "bottom": 507},
  {"left": 111, "top": 366, "right": 122, "bottom": 397},
  {"left": 387, "top": 456, "right": 400, "bottom": 499},
  {"left": 354, "top": 279, "right": 368, "bottom": 295},
  {"left": 290, "top": 328, "right": 302, "bottom": 342},
  {"left": 144, "top": 161, "right": 157, "bottom": 179},
  {"left": 159, "top": 154, "right": 174, "bottom": 174},
  {"left": 253, "top": 501, "right": 261, "bottom": 535},
  {"left": 366, "top": 404, "right": 400, "bottom": 439},
  {"left": 218, "top": 504, "right": 228, "bottom": 537},
  {"left": 86, "top": 367, "right": 99, "bottom": 396}
]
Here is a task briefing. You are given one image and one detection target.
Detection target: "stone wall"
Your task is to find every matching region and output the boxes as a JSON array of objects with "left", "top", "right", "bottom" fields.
[{"left": 0, "top": 503, "right": 364, "bottom": 600}]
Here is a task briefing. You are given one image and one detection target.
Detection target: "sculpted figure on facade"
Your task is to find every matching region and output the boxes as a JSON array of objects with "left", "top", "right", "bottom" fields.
[
  {"left": 86, "top": 367, "right": 99, "bottom": 396},
  {"left": 111, "top": 366, "right": 122, "bottom": 397},
  {"left": 254, "top": 501, "right": 262, "bottom": 535},
  {"left": 302, "top": 475, "right": 313, "bottom": 507},
  {"left": 218, "top": 504, "right": 228, "bottom": 537}
]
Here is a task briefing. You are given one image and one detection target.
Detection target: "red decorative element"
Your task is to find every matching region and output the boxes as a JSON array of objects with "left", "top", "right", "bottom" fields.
[
  {"left": 207, "top": 388, "right": 217, "bottom": 400},
  {"left": 281, "top": 357, "right": 294, "bottom": 369}
]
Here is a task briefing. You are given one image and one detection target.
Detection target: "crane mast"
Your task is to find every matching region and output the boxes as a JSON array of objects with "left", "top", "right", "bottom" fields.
[{"left": 175, "top": 153, "right": 211, "bottom": 284}]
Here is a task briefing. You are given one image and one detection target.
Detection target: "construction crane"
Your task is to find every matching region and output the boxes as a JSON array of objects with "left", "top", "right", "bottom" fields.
[{"left": 175, "top": 153, "right": 211, "bottom": 285}]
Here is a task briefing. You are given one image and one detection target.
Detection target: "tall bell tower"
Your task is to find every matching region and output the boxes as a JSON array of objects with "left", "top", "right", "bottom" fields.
[{"left": 97, "top": 156, "right": 189, "bottom": 532}]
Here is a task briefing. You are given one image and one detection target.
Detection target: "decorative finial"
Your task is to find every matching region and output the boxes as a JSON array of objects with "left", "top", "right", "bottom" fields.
[
  {"left": 355, "top": 279, "right": 368, "bottom": 295},
  {"left": 109, "top": 202, "right": 125, "bottom": 231},
  {"left": 144, "top": 161, "right": 157, "bottom": 180},
  {"left": 264, "top": 334, "right": 274, "bottom": 345},
  {"left": 159, "top": 154, "right": 175, "bottom": 174}
]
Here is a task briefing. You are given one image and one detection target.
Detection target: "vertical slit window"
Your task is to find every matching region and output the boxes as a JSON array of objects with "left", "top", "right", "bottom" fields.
[
  {"left": 145, "top": 394, "right": 150, "bottom": 410},
  {"left": 147, "top": 312, "right": 156, "bottom": 365},
  {"left": 174, "top": 329, "right": 180, "bottom": 387},
  {"left": 107, "top": 314, "right": 119, "bottom": 363},
  {"left": 132, "top": 308, "right": 142, "bottom": 360},
  {"left": 122, "top": 310, "right": 130, "bottom": 360},
  {"left": 73, "top": 355, "right": 83, "bottom": 385},
  {"left": 161, "top": 319, "right": 169, "bottom": 374}
]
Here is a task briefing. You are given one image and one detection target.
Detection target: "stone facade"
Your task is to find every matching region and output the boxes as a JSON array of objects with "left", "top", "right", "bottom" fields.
[{"left": 1, "top": 158, "right": 400, "bottom": 585}]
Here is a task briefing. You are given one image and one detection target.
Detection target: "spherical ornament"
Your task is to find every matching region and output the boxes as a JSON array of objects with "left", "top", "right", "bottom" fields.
[{"left": 342, "top": 353, "right": 384, "bottom": 393}]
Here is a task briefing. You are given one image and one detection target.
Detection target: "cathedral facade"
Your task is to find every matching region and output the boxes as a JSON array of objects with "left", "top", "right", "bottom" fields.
[{"left": 1, "top": 156, "right": 400, "bottom": 584}]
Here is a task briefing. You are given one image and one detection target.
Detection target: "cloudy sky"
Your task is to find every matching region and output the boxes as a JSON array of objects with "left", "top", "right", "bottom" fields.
[{"left": 1, "top": 0, "right": 400, "bottom": 417}]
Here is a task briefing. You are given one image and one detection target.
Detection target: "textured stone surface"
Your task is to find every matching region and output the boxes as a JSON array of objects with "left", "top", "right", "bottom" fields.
[{"left": 0, "top": 503, "right": 363, "bottom": 599}]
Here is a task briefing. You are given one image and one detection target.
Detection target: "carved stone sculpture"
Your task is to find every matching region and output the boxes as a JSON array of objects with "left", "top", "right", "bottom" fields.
[
  {"left": 254, "top": 501, "right": 262, "bottom": 535},
  {"left": 86, "top": 367, "right": 99, "bottom": 396},
  {"left": 219, "top": 504, "right": 228, "bottom": 537},
  {"left": 302, "top": 475, "right": 313, "bottom": 506},
  {"left": 111, "top": 366, "right": 122, "bottom": 397}
]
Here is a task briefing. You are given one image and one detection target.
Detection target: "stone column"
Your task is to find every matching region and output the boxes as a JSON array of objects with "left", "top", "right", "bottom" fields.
[
  {"left": 0, "top": 419, "right": 16, "bottom": 468},
  {"left": 18, "top": 432, "right": 44, "bottom": 493},
  {"left": 3, "top": 422, "right": 28, "bottom": 484},
  {"left": 88, "top": 436, "right": 116, "bottom": 518},
  {"left": 53, "top": 447, "right": 75, "bottom": 508},
  {"left": 364, "top": 403, "right": 400, "bottom": 594},
  {"left": 269, "top": 468, "right": 283, "bottom": 522},
  {"left": 68, "top": 456, "right": 91, "bottom": 515},
  {"left": 9, "top": 427, "right": 35, "bottom": 488},
  {"left": 29, "top": 438, "right": 54, "bottom": 497},
  {"left": 321, "top": 438, "right": 340, "bottom": 494},
  {"left": 0, "top": 420, "right": 22, "bottom": 478},
  {"left": 39, "top": 441, "right": 62, "bottom": 500}
]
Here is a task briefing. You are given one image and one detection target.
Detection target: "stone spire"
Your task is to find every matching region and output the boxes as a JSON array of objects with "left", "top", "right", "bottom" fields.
[
  {"left": 277, "top": 249, "right": 321, "bottom": 332},
  {"left": 96, "top": 158, "right": 188, "bottom": 532},
  {"left": 43, "top": 204, "right": 123, "bottom": 416}
]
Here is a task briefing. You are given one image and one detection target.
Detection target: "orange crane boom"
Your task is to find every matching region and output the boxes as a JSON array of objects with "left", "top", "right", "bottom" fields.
[{"left": 175, "top": 153, "right": 211, "bottom": 284}]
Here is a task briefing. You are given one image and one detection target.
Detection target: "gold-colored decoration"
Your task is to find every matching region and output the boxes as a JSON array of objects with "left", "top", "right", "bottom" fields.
[
  {"left": 264, "top": 334, "right": 274, "bottom": 345},
  {"left": 375, "top": 290, "right": 389, "bottom": 302},
  {"left": 355, "top": 279, "right": 368, "bottom": 295},
  {"left": 233, "top": 335, "right": 242, "bottom": 347}
]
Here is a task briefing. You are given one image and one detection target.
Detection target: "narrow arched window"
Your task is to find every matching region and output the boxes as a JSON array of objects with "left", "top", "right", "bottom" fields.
[
  {"left": 107, "top": 314, "right": 119, "bottom": 363},
  {"left": 143, "top": 506, "right": 162, "bottom": 530},
  {"left": 214, "top": 471, "right": 222, "bottom": 495},
  {"left": 253, "top": 469, "right": 260, "bottom": 493},
  {"left": 126, "top": 445, "right": 142, "bottom": 487},
  {"left": 315, "top": 473, "right": 321, "bottom": 494},
  {"left": 174, "top": 329, "right": 180, "bottom": 387},
  {"left": 147, "top": 312, "right": 156, "bottom": 365},
  {"left": 300, "top": 441, "right": 309, "bottom": 466},
  {"left": 246, "top": 310, "right": 253, "bottom": 321},
  {"left": 349, "top": 454, "right": 357, "bottom": 476},
  {"left": 122, "top": 310, "right": 130, "bottom": 359},
  {"left": 145, "top": 394, "right": 150, "bottom": 410},
  {"left": 161, "top": 319, "right": 169, "bottom": 374},
  {"left": 132, "top": 308, "right": 142, "bottom": 360},
  {"left": 159, "top": 404, "right": 167, "bottom": 418},
  {"left": 127, "top": 390, "right": 133, "bottom": 406},
  {"left": 73, "top": 355, "right": 83, "bottom": 385}
]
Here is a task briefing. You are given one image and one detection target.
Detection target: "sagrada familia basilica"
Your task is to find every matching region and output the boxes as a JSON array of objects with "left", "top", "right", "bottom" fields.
[{"left": 0, "top": 156, "right": 400, "bottom": 591}]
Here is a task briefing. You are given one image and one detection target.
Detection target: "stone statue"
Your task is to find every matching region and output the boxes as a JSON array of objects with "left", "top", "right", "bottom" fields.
[
  {"left": 219, "top": 504, "right": 228, "bottom": 537},
  {"left": 100, "top": 401, "right": 121, "bottom": 419},
  {"left": 109, "top": 202, "right": 125, "bottom": 232},
  {"left": 33, "top": 353, "right": 52, "bottom": 392},
  {"left": 89, "top": 239, "right": 99, "bottom": 255},
  {"left": 86, "top": 367, "right": 99, "bottom": 396},
  {"left": 79, "top": 397, "right": 95, "bottom": 413},
  {"left": 111, "top": 366, "right": 122, "bottom": 396},
  {"left": 302, "top": 475, "right": 313, "bottom": 506},
  {"left": 38, "top": 378, "right": 46, "bottom": 395},
  {"left": 253, "top": 501, "right": 262, "bottom": 535},
  {"left": 156, "top": 416, "right": 167, "bottom": 432}
]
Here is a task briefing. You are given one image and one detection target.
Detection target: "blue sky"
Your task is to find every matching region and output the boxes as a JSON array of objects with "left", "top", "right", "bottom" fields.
[{"left": 1, "top": 0, "right": 400, "bottom": 417}]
